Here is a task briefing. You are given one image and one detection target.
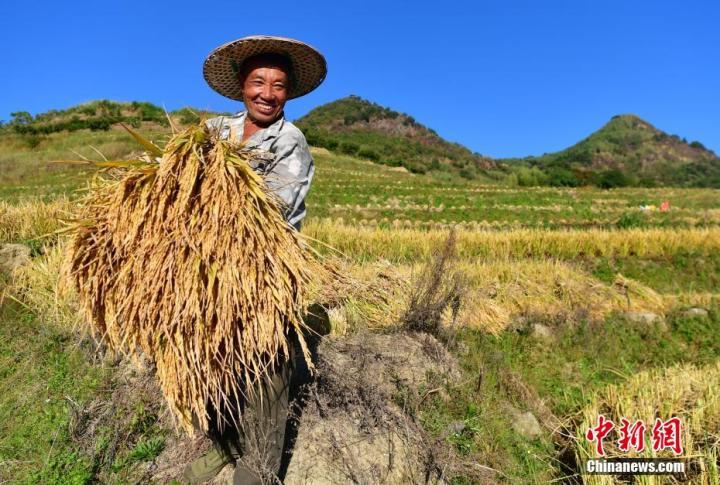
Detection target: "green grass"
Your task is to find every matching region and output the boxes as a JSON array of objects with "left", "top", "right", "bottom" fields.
[
  {"left": 0, "top": 127, "right": 169, "bottom": 202},
  {"left": 305, "top": 151, "right": 720, "bottom": 229},
  {"left": 0, "top": 295, "right": 172, "bottom": 484},
  {"left": 0, "top": 300, "right": 104, "bottom": 484},
  {"left": 419, "top": 304, "right": 720, "bottom": 481},
  {"left": 2, "top": 125, "right": 719, "bottom": 230},
  {"left": 587, "top": 253, "right": 720, "bottom": 293}
]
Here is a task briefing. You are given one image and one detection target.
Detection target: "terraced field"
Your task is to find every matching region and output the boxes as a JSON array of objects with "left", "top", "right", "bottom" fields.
[
  {"left": 1, "top": 131, "right": 719, "bottom": 483},
  {"left": 308, "top": 150, "right": 720, "bottom": 229}
]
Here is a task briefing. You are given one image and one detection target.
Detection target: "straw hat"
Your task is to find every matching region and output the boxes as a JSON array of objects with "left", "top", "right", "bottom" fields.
[{"left": 203, "top": 35, "right": 327, "bottom": 101}]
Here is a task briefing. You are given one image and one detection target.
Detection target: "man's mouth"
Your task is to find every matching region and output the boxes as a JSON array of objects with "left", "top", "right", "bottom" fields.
[{"left": 254, "top": 102, "right": 276, "bottom": 114}]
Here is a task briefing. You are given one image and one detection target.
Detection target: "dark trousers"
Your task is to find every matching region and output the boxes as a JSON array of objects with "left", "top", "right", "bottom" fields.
[{"left": 206, "top": 347, "right": 299, "bottom": 485}]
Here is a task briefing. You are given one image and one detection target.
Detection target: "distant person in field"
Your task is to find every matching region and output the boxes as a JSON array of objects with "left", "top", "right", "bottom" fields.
[{"left": 183, "top": 35, "right": 326, "bottom": 485}]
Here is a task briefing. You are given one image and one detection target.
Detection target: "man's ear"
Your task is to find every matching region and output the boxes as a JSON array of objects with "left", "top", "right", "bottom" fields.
[{"left": 236, "top": 74, "right": 245, "bottom": 100}]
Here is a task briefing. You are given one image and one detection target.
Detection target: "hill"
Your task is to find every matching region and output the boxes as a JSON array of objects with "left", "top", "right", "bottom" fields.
[
  {"left": 4, "top": 100, "right": 719, "bottom": 188},
  {"left": 1, "top": 100, "right": 226, "bottom": 139},
  {"left": 295, "top": 95, "right": 495, "bottom": 178},
  {"left": 506, "top": 114, "right": 720, "bottom": 188}
]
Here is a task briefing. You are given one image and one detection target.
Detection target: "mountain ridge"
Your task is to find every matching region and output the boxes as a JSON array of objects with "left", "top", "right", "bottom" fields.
[
  {"left": 295, "top": 95, "right": 495, "bottom": 178},
  {"left": 2, "top": 98, "right": 718, "bottom": 187},
  {"left": 502, "top": 114, "right": 720, "bottom": 187}
]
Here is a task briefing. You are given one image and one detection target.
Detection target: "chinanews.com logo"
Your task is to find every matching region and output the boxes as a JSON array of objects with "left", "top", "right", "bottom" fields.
[{"left": 584, "top": 415, "right": 688, "bottom": 476}]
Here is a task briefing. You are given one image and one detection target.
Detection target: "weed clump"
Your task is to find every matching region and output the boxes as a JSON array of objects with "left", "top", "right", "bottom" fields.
[{"left": 403, "top": 229, "right": 466, "bottom": 336}]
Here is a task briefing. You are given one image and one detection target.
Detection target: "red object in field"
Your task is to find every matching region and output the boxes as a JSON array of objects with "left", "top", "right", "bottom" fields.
[
  {"left": 586, "top": 415, "right": 615, "bottom": 456},
  {"left": 652, "top": 417, "right": 683, "bottom": 455},
  {"left": 660, "top": 200, "right": 670, "bottom": 212}
]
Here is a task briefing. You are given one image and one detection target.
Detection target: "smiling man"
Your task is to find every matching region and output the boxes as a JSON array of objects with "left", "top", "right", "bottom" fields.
[
  {"left": 203, "top": 35, "right": 327, "bottom": 230},
  {"left": 183, "top": 36, "right": 326, "bottom": 485}
]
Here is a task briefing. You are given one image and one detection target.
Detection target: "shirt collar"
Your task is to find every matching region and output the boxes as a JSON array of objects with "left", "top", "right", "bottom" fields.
[{"left": 233, "top": 110, "right": 285, "bottom": 143}]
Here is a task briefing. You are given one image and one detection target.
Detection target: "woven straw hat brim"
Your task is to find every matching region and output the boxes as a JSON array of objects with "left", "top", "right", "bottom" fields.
[{"left": 203, "top": 35, "right": 327, "bottom": 101}]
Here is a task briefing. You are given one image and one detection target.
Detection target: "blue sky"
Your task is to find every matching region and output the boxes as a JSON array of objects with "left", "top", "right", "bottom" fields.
[{"left": 1, "top": 0, "right": 718, "bottom": 158}]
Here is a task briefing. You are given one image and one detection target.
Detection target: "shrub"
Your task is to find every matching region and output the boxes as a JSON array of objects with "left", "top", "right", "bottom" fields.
[
  {"left": 516, "top": 166, "right": 548, "bottom": 187},
  {"left": 23, "top": 134, "right": 45, "bottom": 149},
  {"left": 339, "top": 141, "right": 359, "bottom": 155},
  {"left": 174, "top": 108, "right": 201, "bottom": 125},
  {"left": 358, "top": 147, "right": 380, "bottom": 161},
  {"left": 403, "top": 230, "right": 465, "bottom": 336},
  {"left": 546, "top": 167, "right": 579, "bottom": 187},
  {"left": 459, "top": 167, "right": 476, "bottom": 180},
  {"left": 616, "top": 211, "right": 646, "bottom": 229},
  {"left": 407, "top": 162, "right": 427, "bottom": 174},
  {"left": 598, "top": 169, "right": 630, "bottom": 189}
]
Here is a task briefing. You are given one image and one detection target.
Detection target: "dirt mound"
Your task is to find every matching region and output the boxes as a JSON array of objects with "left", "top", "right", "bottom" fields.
[
  {"left": 284, "top": 331, "right": 462, "bottom": 484},
  {"left": 68, "top": 331, "right": 477, "bottom": 483}
]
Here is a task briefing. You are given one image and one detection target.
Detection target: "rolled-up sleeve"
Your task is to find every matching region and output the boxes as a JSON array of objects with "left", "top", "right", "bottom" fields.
[{"left": 265, "top": 130, "right": 315, "bottom": 228}]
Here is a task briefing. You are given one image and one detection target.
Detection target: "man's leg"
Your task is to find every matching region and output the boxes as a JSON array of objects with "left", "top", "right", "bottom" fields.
[
  {"left": 181, "top": 408, "right": 240, "bottom": 485},
  {"left": 233, "top": 356, "right": 292, "bottom": 485}
]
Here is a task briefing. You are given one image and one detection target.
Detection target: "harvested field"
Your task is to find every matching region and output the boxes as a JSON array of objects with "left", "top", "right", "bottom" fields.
[{"left": 1, "top": 136, "right": 719, "bottom": 483}]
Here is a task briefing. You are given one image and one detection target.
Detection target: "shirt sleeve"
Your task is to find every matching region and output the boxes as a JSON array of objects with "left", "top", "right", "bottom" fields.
[{"left": 265, "top": 130, "right": 315, "bottom": 228}]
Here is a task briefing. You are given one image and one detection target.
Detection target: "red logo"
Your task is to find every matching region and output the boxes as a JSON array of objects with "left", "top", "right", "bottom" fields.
[
  {"left": 652, "top": 417, "right": 683, "bottom": 455},
  {"left": 617, "top": 418, "right": 646, "bottom": 452},
  {"left": 586, "top": 416, "right": 682, "bottom": 457},
  {"left": 586, "top": 415, "right": 615, "bottom": 456}
]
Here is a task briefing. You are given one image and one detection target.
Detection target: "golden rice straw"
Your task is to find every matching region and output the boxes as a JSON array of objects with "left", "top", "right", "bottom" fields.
[{"left": 62, "top": 123, "right": 318, "bottom": 434}]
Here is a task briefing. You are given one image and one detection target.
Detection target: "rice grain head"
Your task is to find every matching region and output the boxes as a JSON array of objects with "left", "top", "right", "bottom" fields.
[{"left": 62, "top": 123, "right": 320, "bottom": 434}]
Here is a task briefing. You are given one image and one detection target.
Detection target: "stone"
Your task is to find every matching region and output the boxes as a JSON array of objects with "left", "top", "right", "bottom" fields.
[
  {"left": 505, "top": 404, "right": 542, "bottom": 439},
  {"left": 530, "top": 323, "right": 554, "bottom": 342},
  {"left": 681, "top": 307, "right": 709, "bottom": 318},
  {"left": 623, "top": 311, "right": 667, "bottom": 331},
  {"left": 447, "top": 421, "right": 466, "bottom": 435},
  {"left": 0, "top": 243, "right": 31, "bottom": 275},
  {"left": 508, "top": 315, "right": 528, "bottom": 333},
  {"left": 623, "top": 311, "right": 660, "bottom": 324},
  {"left": 284, "top": 332, "right": 459, "bottom": 484}
]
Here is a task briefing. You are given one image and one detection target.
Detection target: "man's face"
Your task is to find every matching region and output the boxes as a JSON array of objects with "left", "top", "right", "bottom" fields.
[{"left": 240, "top": 60, "right": 289, "bottom": 126}]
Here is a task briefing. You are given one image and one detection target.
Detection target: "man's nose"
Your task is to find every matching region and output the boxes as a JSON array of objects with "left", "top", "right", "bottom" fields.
[{"left": 260, "top": 84, "right": 275, "bottom": 100}]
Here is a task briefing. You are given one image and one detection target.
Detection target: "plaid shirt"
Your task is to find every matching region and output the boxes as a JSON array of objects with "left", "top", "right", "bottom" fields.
[{"left": 206, "top": 111, "right": 314, "bottom": 229}]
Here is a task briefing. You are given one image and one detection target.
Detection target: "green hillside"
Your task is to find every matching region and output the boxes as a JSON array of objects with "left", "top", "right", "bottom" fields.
[
  {"left": 295, "top": 95, "right": 495, "bottom": 178},
  {"left": 504, "top": 114, "right": 720, "bottom": 188},
  {"left": 4, "top": 100, "right": 719, "bottom": 190},
  {"left": 1, "top": 100, "right": 226, "bottom": 139}
]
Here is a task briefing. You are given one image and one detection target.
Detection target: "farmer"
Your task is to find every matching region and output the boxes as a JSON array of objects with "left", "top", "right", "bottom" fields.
[{"left": 182, "top": 35, "right": 326, "bottom": 484}]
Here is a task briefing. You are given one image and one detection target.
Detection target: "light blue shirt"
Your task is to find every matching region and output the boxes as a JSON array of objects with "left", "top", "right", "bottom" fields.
[{"left": 206, "top": 111, "right": 314, "bottom": 229}]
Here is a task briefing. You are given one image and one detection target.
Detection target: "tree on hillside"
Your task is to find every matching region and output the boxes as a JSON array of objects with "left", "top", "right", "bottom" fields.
[
  {"left": 10, "top": 111, "right": 33, "bottom": 126},
  {"left": 598, "top": 169, "right": 630, "bottom": 189}
]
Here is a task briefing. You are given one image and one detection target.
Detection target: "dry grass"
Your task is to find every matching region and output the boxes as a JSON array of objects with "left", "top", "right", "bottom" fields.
[
  {"left": 402, "top": 229, "right": 465, "bottom": 335},
  {"left": 575, "top": 362, "right": 720, "bottom": 484},
  {"left": 315, "top": 258, "right": 676, "bottom": 335},
  {"left": 61, "top": 123, "right": 321, "bottom": 434},
  {"left": 0, "top": 198, "right": 74, "bottom": 244},
  {"left": 10, "top": 244, "right": 80, "bottom": 329},
  {"left": 304, "top": 220, "right": 720, "bottom": 261}
]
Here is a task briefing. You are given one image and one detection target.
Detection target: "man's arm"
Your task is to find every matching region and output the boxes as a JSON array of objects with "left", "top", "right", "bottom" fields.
[{"left": 265, "top": 129, "right": 314, "bottom": 229}]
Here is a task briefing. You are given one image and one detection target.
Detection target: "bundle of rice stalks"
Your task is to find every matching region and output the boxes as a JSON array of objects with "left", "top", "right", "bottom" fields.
[{"left": 62, "top": 123, "right": 319, "bottom": 434}]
